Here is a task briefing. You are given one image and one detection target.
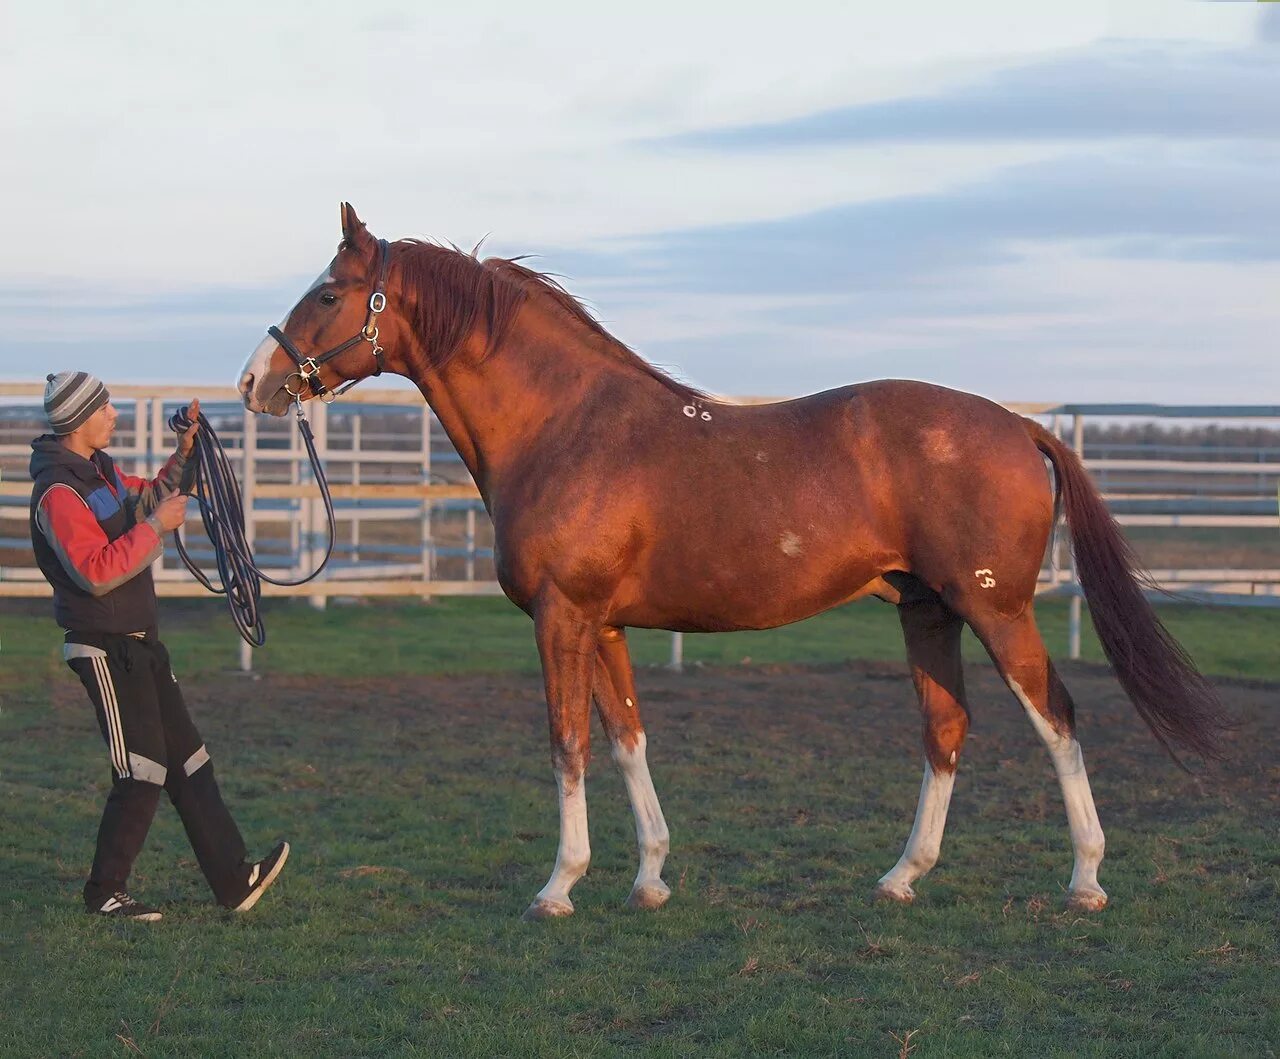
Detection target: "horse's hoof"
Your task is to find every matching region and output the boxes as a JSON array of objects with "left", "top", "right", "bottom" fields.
[
  {"left": 1066, "top": 889, "right": 1108, "bottom": 913},
  {"left": 872, "top": 882, "right": 916, "bottom": 905},
  {"left": 627, "top": 882, "right": 671, "bottom": 911},
  {"left": 522, "top": 898, "right": 574, "bottom": 921}
]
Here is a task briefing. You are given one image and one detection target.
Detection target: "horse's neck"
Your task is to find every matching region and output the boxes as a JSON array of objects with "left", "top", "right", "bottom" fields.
[{"left": 408, "top": 311, "right": 645, "bottom": 494}]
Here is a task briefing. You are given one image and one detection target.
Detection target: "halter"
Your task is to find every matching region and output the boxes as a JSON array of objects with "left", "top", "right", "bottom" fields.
[{"left": 270, "top": 238, "right": 390, "bottom": 404}]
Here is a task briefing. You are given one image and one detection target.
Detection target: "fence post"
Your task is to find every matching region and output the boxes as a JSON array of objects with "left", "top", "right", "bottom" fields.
[
  {"left": 1048, "top": 414, "right": 1061, "bottom": 588},
  {"left": 466, "top": 507, "right": 476, "bottom": 581},
  {"left": 351, "top": 413, "right": 362, "bottom": 563},
  {"left": 134, "top": 397, "right": 149, "bottom": 479},
  {"left": 669, "top": 632, "right": 684, "bottom": 672},
  {"left": 150, "top": 398, "right": 167, "bottom": 578},
  {"left": 1068, "top": 412, "right": 1084, "bottom": 660},
  {"left": 421, "top": 405, "right": 433, "bottom": 597}
]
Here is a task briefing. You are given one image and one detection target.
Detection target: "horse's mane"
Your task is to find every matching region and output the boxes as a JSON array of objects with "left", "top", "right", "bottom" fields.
[{"left": 391, "top": 239, "right": 705, "bottom": 401}]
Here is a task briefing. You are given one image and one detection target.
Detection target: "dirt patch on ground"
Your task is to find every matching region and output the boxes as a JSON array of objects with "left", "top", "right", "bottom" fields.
[{"left": 171, "top": 658, "right": 1278, "bottom": 832}]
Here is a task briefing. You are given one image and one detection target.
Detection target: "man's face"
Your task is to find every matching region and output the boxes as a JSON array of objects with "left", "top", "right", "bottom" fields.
[{"left": 74, "top": 402, "right": 118, "bottom": 451}]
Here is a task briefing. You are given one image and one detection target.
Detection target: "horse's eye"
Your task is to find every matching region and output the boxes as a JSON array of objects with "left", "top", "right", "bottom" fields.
[{"left": 319, "top": 292, "right": 338, "bottom": 306}]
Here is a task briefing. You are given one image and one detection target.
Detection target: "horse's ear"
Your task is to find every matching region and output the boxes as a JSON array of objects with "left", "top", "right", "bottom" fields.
[{"left": 339, "top": 202, "right": 374, "bottom": 256}]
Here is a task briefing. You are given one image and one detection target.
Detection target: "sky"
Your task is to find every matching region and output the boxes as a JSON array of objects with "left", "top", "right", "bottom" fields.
[{"left": 1, "top": 0, "right": 1276, "bottom": 404}]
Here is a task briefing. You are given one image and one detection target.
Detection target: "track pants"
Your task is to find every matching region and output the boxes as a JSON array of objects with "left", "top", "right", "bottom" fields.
[{"left": 66, "top": 632, "right": 249, "bottom": 907}]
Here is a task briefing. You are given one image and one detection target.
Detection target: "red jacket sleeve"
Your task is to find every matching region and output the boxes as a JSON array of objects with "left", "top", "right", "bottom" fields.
[
  {"left": 35, "top": 485, "right": 164, "bottom": 597},
  {"left": 117, "top": 449, "right": 193, "bottom": 518}
]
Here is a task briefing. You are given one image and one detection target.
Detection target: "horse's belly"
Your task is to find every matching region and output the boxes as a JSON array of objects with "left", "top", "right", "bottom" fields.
[{"left": 607, "top": 544, "right": 889, "bottom": 632}]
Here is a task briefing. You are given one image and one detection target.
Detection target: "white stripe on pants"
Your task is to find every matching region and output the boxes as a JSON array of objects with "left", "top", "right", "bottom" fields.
[{"left": 91, "top": 657, "right": 131, "bottom": 780}]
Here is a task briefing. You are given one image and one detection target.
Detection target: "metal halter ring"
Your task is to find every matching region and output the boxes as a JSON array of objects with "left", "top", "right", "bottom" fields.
[
  {"left": 284, "top": 372, "right": 309, "bottom": 398},
  {"left": 369, "top": 292, "right": 386, "bottom": 314}
]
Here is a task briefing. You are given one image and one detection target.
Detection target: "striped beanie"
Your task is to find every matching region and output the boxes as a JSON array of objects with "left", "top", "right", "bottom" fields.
[{"left": 44, "top": 371, "right": 110, "bottom": 435}]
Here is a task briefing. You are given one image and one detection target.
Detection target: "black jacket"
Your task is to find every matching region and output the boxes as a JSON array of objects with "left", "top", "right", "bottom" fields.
[{"left": 29, "top": 436, "right": 189, "bottom": 635}]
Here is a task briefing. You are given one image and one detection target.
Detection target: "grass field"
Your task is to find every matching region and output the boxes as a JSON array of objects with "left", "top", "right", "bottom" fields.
[
  {"left": 1, "top": 596, "right": 1277, "bottom": 1057},
  {"left": 4, "top": 593, "right": 1280, "bottom": 688}
]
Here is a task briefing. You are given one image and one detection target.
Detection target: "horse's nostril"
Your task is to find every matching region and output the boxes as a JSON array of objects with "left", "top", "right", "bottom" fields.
[{"left": 239, "top": 373, "right": 254, "bottom": 396}]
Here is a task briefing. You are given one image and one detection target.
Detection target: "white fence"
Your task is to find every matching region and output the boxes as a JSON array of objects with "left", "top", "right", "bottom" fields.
[{"left": 3, "top": 384, "right": 1278, "bottom": 665}]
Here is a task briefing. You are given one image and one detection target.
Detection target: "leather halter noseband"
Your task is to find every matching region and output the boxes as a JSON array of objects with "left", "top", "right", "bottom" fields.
[{"left": 269, "top": 238, "right": 390, "bottom": 404}]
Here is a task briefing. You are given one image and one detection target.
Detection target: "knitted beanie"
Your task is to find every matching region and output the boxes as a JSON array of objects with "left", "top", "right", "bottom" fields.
[{"left": 44, "top": 371, "right": 110, "bottom": 435}]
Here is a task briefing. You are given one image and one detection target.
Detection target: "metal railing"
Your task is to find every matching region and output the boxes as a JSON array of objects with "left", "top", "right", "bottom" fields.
[{"left": 3, "top": 384, "right": 1277, "bottom": 668}]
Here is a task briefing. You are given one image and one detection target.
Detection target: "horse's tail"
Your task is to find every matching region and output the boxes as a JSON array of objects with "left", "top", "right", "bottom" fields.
[{"left": 1024, "top": 419, "right": 1229, "bottom": 764}]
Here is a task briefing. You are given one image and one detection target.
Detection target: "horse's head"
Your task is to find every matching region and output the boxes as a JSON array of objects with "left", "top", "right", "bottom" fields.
[{"left": 239, "top": 203, "right": 393, "bottom": 415}]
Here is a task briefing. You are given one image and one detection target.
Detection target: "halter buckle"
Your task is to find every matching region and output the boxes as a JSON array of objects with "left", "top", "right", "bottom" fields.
[{"left": 369, "top": 291, "right": 386, "bottom": 314}]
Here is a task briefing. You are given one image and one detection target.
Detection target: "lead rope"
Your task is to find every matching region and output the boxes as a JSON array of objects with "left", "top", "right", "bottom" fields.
[{"left": 167, "top": 400, "right": 336, "bottom": 647}]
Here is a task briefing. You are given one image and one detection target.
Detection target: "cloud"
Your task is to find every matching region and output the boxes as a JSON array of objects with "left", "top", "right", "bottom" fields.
[
  {"left": 660, "top": 42, "right": 1280, "bottom": 149},
  {"left": 6, "top": 141, "right": 1277, "bottom": 402},
  {"left": 1258, "top": 5, "right": 1280, "bottom": 45},
  {"left": 557, "top": 144, "right": 1280, "bottom": 303},
  {"left": 627, "top": 244, "right": 1280, "bottom": 403},
  {"left": 537, "top": 143, "right": 1280, "bottom": 400},
  {"left": 3, "top": 11, "right": 1276, "bottom": 405}
]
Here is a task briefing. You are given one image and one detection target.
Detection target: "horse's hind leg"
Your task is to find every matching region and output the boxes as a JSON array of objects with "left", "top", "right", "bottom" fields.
[
  {"left": 874, "top": 597, "right": 969, "bottom": 904},
  {"left": 594, "top": 627, "right": 671, "bottom": 910},
  {"left": 968, "top": 607, "right": 1107, "bottom": 911}
]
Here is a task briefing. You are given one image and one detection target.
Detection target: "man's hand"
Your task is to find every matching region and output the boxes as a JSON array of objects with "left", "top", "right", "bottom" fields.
[
  {"left": 153, "top": 493, "right": 189, "bottom": 532},
  {"left": 178, "top": 397, "right": 201, "bottom": 458}
]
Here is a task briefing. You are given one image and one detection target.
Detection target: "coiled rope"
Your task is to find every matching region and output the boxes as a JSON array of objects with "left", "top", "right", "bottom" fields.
[{"left": 167, "top": 403, "right": 336, "bottom": 647}]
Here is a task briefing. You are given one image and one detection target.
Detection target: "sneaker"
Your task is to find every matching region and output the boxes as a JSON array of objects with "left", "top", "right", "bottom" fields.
[
  {"left": 88, "top": 891, "right": 162, "bottom": 922},
  {"left": 233, "top": 841, "right": 290, "bottom": 912}
]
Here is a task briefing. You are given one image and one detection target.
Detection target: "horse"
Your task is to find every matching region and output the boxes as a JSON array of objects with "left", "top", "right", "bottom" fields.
[{"left": 238, "top": 204, "right": 1227, "bottom": 920}]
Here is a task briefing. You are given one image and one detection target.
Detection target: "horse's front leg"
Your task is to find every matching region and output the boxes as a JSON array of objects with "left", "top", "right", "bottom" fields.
[{"left": 523, "top": 591, "right": 600, "bottom": 921}]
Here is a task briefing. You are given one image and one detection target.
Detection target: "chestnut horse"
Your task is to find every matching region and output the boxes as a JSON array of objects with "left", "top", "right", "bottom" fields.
[{"left": 239, "top": 205, "right": 1226, "bottom": 919}]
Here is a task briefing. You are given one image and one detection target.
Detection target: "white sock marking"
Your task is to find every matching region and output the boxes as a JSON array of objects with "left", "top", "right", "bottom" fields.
[
  {"left": 612, "top": 732, "right": 670, "bottom": 895},
  {"left": 1009, "top": 680, "right": 1106, "bottom": 899},
  {"left": 534, "top": 767, "right": 590, "bottom": 908},
  {"left": 878, "top": 763, "right": 956, "bottom": 896}
]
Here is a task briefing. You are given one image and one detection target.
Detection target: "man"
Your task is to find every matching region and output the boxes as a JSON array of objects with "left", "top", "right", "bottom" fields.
[{"left": 29, "top": 371, "right": 289, "bottom": 921}]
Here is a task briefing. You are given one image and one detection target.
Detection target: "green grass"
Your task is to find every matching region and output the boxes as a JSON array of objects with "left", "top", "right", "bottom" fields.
[
  {"left": 1, "top": 598, "right": 1277, "bottom": 1057},
  {"left": 4, "top": 594, "right": 1280, "bottom": 688}
]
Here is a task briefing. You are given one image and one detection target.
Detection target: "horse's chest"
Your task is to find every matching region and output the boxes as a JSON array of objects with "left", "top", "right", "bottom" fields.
[
  {"left": 492, "top": 509, "right": 632, "bottom": 609},
  {"left": 489, "top": 521, "right": 563, "bottom": 606},
  {"left": 490, "top": 534, "right": 533, "bottom": 607}
]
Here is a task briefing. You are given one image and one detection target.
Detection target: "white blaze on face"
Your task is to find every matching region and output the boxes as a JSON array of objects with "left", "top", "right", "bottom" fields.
[
  {"left": 238, "top": 332, "right": 283, "bottom": 412},
  {"left": 237, "top": 267, "right": 335, "bottom": 411}
]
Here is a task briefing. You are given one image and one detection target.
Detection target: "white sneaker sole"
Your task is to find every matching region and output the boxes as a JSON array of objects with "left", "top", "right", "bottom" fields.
[
  {"left": 234, "top": 842, "right": 290, "bottom": 913},
  {"left": 90, "top": 909, "right": 162, "bottom": 921},
  {"left": 89, "top": 902, "right": 162, "bottom": 922}
]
